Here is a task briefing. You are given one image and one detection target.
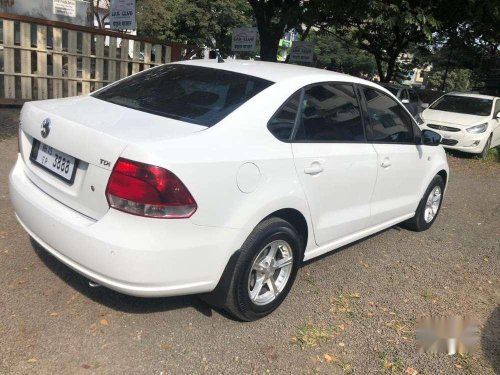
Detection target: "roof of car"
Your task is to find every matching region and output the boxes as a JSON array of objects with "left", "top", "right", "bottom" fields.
[
  {"left": 445, "top": 92, "right": 498, "bottom": 100},
  {"left": 176, "top": 58, "right": 368, "bottom": 85}
]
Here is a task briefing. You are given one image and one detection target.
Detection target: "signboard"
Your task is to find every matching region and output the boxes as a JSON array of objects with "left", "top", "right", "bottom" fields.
[
  {"left": 289, "top": 41, "right": 315, "bottom": 63},
  {"left": 231, "top": 27, "right": 258, "bottom": 52},
  {"left": 53, "top": 0, "right": 76, "bottom": 17},
  {"left": 110, "top": 0, "right": 137, "bottom": 30}
]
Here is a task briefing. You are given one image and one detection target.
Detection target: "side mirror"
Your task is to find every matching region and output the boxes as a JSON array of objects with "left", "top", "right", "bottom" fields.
[
  {"left": 401, "top": 98, "right": 410, "bottom": 104},
  {"left": 421, "top": 129, "right": 442, "bottom": 146},
  {"left": 495, "top": 111, "right": 500, "bottom": 119},
  {"left": 421, "top": 103, "right": 429, "bottom": 109}
]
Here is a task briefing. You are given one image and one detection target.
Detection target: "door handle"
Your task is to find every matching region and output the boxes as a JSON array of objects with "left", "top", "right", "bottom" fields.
[
  {"left": 380, "top": 158, "right": 392, "bottom": 168},
  {"left": 304, "top": 162, "right": 324, "bottom": 175}
]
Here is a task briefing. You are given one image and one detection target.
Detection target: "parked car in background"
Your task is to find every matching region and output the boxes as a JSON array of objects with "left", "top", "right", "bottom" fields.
[
  {"left": 10, "top": 60, "right": 449, "bottom": 321},
  {"left": 417, "top": 92, "right": 500, "bottom": 158},
  {"left": 378, "top": 83, "right": 425, "bottom": 117}
]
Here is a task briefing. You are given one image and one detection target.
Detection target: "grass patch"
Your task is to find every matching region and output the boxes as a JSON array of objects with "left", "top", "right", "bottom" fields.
[
  {"left": 378, "top": 351, "right": 405, "bottom": 373},
  {"left": 446, "top": 147, "right": 500, "bottom": 163},
  {"left": 385, "top": 319, "right": 413, "bottom": 338},
  {"left": 292, "top": 324, "right": 332, "bottom": 349},
  {"left": 337, "top": 361, "right": 354, "bottom": 374},
  {"left": 421, "top": 290, "right": 435, "bottom": 300},
  {"left": 331, "top": 293, "right": 361, "bottom": 319},
  {"left": 454, "top": 353, "right": 473, "bottom": 372},
  {"left": 483, "top": 146, "right": 500, "bottom": 163}
]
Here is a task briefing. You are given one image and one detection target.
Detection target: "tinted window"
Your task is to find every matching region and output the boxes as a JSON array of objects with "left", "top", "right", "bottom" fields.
[
  {"left": 409, "top": 90, "right": 418, "bottom": 102},
  {"left": 268, "top": 91, "right": 301, "bottom": 141},
  {"left": 430, "top": 95, "right": 492, "bottom": 116},
  {"left": 362, "top": 87, "right": 414, "bottom": 143},
  {"left": 493, "top": 99, "right": 500, "bottom": 117},
  {"left": 385, "top": 86, "right": 400, "bottom": 97},
  {"left": 93, "top": 64, "right": 273, "bottom": 126},
  {"left": 295, "top": 84, "right": 364, "bottom": 142}
]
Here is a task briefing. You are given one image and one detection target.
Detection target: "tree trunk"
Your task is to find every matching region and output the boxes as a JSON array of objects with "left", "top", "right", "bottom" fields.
[
  {"left": 374, "top": 55, "right": 384, "bottom": 81},
  {"left": 249, "top": 1, "right": 286, "bottom": 62},
  {"left": 383, "top": 56, "right": 398, "bottom": 82},
  {"left": 259, "top": 33, "right": 281, "bottom": 62},
  {"left": 440, "top": 52, "right": 452, "bottom": 91},
  {"left": 301, "top": 25, "right": 312, "bottom": 41}
]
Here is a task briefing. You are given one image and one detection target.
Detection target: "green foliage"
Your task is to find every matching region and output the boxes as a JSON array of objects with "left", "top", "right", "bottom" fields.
[
  {"left": 136, "top": 0, "right": 252, "bottom": 55},
  {"left": 308, "top": 31, "right": 376, "bottom": 76},
  {"left": 317, "top": 0, "right": 440, "bottom": 82},
  {"left": 425, "top": 69, "right": 473, "bottom": 92}
]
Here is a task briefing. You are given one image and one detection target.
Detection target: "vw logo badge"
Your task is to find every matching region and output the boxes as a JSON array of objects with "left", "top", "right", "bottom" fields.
[{"left": 41, "top": 118, "right": 51, "bottom": 138}]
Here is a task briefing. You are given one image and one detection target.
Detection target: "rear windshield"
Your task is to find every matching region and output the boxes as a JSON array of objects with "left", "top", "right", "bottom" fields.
[
  {"left": 430, "top": 95, "right": 493, "bottom": 116},
  {"left": 93, "top": 64, "right": 273, "bottom": 126}
]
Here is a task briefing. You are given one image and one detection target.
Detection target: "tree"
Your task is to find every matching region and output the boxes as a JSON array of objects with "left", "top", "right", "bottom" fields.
[
  {"left": 89, "top": 0, "right": 110, "bottom": 29},
  {"left": 247, "top": 0, "right": 312, "bottom": 61},
  {"left": 426, "top": 68, "right": 472, "bottom": 91},
  {"left": 317, "top": 0, "right": 439, "bottom": 82},
  {"left": 426, "top": 0, "right": 499, "bottom": 91},
  {"left": 137, "top": 0, "right": 252, "bottom": 55},
  {"left": 309, "top": 31, "right": 376, "bottom": 76}
]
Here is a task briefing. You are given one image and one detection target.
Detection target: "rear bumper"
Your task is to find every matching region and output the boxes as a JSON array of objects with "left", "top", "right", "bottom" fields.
[{"left": 9, "top": 155, "right": 240, "bottom": 297}]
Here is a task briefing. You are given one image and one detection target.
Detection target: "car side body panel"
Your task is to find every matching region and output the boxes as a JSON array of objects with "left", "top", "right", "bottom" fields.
[{"left": 9, "top": 60, "right": 450, "bottom": 298}]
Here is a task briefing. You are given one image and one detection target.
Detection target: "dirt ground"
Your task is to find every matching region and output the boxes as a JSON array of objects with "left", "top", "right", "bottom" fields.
[{"left": 0, "top": 108, "right": 498, "bottom": 374}]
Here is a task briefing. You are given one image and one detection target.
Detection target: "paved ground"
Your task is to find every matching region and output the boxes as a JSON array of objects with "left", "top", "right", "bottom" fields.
[{"left": 0, "top": 108, "right": 499, "bottom": 374}]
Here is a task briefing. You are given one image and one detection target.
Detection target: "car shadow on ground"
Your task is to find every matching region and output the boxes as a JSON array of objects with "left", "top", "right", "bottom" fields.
[
  {"left": 30, "top": 238, "right": 220, "bottom": 319},
  {"left": 301, "top": 226, "right": 396, "bottom": 267},
  {"left": 481, "top": 306, "right": 499, "bottom": 374},
  {"left": 446, "top": 148, "right": 500, "bottom": 162},
  {"left": 30, "top": 226, "right": 404, "bottom": 320}
]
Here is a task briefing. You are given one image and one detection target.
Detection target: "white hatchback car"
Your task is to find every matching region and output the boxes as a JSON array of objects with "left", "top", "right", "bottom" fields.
[
  {"left": 417, "top": 92, "right": 500, "bottom": 158},
  {"left": 10, "top": 60, "right": 449, "bottom": 321}
]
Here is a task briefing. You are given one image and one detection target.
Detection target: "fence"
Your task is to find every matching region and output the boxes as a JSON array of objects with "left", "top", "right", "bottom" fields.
[{"left": 0, "top": 12, "right": 192, "bottom": 105}]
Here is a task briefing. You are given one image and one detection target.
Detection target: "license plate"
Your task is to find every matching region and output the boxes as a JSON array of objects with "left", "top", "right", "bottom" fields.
[{"left": 30, "top": 141, "right": 78, "bottom": 184}]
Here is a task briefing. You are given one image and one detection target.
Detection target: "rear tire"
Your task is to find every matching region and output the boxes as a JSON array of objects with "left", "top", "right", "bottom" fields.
[
  {"left": 403, "top": 175, "right": 444, "bottom": 232},
  {"left": 222, "top": 217, "right": 301, "bottom": 321}
]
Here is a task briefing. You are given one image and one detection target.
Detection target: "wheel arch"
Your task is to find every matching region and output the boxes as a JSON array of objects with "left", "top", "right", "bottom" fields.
[
  {"left": 437, "top": 169, "right": 448, "bottom": 188},
  {"left": 262, "top": 208, "right": 309, "bottom": 259}
]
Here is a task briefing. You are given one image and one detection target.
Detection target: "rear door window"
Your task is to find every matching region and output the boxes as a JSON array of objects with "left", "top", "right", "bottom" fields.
[
  {"left": 268, "top": 91, "right": 301, "bottom": 141},
  {"left": 362, "top": 87, "right": 414, "bottom": 143},
  {"left": 294, "top": 84, "right": 365, "bottom": 142},
  {"left": 93, "top": 64, "right": 273, "bottom": 126}
]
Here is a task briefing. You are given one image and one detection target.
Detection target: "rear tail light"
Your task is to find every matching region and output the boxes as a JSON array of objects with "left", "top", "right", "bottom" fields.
[{"left": 105, "top": 158, "right": 197, "bottom": 218}]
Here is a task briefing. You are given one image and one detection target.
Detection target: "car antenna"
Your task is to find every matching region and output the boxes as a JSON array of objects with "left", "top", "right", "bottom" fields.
[{"left": 216, "top": 49, "right": 225, "bottom": 63}]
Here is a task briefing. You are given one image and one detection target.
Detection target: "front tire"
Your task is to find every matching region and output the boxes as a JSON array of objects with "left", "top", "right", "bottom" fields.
[
  {"left": 403, "top": 175, "right": 444, "bottom": 232},
  {"left": 478, "top": 134, "right": 492, "bottom": 159},
  {"left": 223, "top": 218, "right": 301, "bottom": 321}
]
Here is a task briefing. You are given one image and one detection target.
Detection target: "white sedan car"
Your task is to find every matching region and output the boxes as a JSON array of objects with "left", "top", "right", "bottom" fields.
[
  {"left": 417, "top": 92, "right": 500, "bottom": 158},
  {"left": 10, "top": 60, "right": 449, "bottom": 321}
]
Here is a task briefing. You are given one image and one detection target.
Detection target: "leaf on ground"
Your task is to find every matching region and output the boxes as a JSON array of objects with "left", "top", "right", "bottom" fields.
[
  {"left": 324, "top": 353, "right": 336, "bottom": 363},
  {"left": 81, "top": 363, "right": 91, "bottom": 369},
  {"left": 454, "top": 364, "right": 463, "bottom": 369},
  {"left": 100, "top": 319, "right": 109, "bottom": 326},
  {"left": 27, "top": 358, "right": 37, "bottom": 363},
  {"left": 50, "top": 312, "right": 58, "bottom": 317},
  {"left": 406, "top": 367, "right": 418, "bottom": 375}
]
